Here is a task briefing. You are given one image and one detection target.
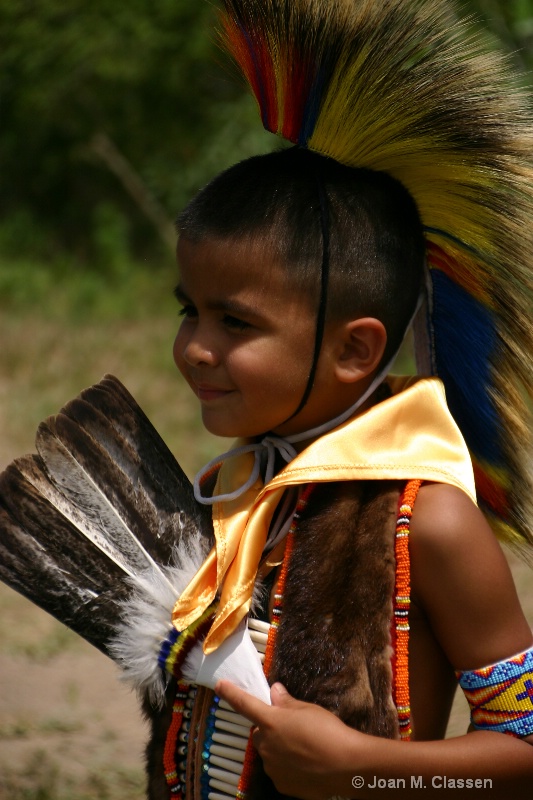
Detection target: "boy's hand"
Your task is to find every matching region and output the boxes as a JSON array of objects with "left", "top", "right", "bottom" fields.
[{"left": 215, "top": 679, "right": 362, "bottom": 800}]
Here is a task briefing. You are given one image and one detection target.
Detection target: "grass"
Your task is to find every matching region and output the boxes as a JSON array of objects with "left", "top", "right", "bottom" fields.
[
  {"left": 0, "top": 254, "right": 226, "bottom": 478},
  {"left": 0, "top": 574, "right": 146, "bottom": 798},
  {"left": 0, "top": 750, "right": 144, "bottom": 800},
  {"left": 0, "top": 577, "right": 85, "bottom": 660},
  {"left": 0, "top": 718, "right": 84, "bottom": 740}
]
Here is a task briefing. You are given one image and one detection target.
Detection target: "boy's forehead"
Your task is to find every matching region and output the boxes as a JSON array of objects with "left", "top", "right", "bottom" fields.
[{"left": 177, "top": 234, "right": 287, "bottom": 289}]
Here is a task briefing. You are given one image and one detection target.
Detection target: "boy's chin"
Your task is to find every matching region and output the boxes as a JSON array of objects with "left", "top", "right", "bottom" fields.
[
  {"left": 200, "top": 407, "right": 311, "bottom": 441},
  {"left": 200, "top": 414, "right": 248, "bottom": 440},
  {"left": 201, "top": 415, "right": 272, "bottom": 441}
]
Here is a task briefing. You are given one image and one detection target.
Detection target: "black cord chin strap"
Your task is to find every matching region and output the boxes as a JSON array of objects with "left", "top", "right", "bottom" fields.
[{"left": 285, "top": 173, "right": 331, "bottom": 422}]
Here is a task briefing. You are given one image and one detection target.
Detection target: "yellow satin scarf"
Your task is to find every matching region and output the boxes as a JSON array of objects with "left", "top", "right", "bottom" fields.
[{"left": 172, "top": 376, "right": 475, "bottom": 654}]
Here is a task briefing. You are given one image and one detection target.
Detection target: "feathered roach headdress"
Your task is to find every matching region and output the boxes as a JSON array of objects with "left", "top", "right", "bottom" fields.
[{"left": 218, "top": 0, "right": 533, "bottom": 552}]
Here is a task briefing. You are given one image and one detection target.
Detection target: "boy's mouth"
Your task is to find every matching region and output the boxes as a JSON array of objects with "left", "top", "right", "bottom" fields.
[{"left": 195, "top": 383, "right": 234, "bottom": 402}]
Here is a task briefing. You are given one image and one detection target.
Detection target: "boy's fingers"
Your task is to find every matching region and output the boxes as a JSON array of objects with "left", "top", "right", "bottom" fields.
[
  {"left": 270, "top": 682, "right": 293, "bottom": 707},
  {"left": 215, "top": 680, "right": 270, "bottom": 726}
]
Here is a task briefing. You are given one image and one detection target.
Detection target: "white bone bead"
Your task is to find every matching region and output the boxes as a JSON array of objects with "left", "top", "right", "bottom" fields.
[
  {"left": 208, "top": 767, "right": 240, "bottom": 787},
  {"left": 210, "top": 755, "right": 243, "bottom": 775},
  {"left": 218, "top": 699, "right": 235, "bottom": 712},
  {"left": 208, "top": 793, "right": 235, "bottom": 800},
  {"left": 210, "top": 744, "right": 246, "bottom": 763},
  {"left": 214, "top": 718, "right": 252, "bottom": 737},
  {"left": 247, "top": 618, "right": 271, "bottom": 634},
  {"left": 249, "top": 626, "right": 268, "bottom": 637},
  {"left": 215, "top": 708, "right": 252, "bottom": 728},
  {"left": 249, "top": 627, "right": 269, "bottom": 643},
  {"left": 212, "top": 731, "right": 248, "bottom": 750},
  {"left": 209, "top": 778, "right": 240, "bottom": 795}
]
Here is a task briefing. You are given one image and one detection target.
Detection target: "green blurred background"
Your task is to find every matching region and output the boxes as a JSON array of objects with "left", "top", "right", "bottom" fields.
[{"left": 1, "top": 2, "right": 533, "bottom": 798}]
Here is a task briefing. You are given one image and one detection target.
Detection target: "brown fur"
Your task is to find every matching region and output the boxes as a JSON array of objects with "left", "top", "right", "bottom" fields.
[{"left": 273, "top": 480, "right": 400, "bottom": 734}]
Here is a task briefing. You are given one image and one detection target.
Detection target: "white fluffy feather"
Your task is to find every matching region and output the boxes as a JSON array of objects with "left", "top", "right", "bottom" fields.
[
  {"left": 109, "top": 530, "right": 208, "bottom": 706},
  {"left": 109, "top": 533, "right": 271, "bottom": 707}
]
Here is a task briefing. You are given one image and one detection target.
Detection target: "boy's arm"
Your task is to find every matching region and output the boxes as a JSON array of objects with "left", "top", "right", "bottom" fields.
[{"left": 216, "top": 483, "right": 533, "bottom": 799}]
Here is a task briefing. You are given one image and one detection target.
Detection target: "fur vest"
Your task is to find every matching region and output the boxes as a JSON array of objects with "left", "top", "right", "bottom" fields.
[{"left": 143, "top": 479, "right": 402, "bottom": 799}]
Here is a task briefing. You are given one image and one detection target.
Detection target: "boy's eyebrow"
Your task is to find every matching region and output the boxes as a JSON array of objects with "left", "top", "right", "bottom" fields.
[{"left": 173, "top": 283, "right": 266, "bottom": 319}]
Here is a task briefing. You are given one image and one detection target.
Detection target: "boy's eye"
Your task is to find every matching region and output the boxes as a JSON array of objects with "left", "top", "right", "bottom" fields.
[
  {"left": 223, "top": 314, "right": 250, "bottom": 331},
  {"left": 178, "top": 304, "right": 197, "bottom": 319}
]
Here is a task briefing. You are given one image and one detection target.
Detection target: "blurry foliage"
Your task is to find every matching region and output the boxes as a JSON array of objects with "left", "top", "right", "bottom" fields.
[
  {"left": 0, "top": 0, "right": 274, "bottom": 264},
  {"left": 1, "top": 0, "right": 533, "bottom": 265}
]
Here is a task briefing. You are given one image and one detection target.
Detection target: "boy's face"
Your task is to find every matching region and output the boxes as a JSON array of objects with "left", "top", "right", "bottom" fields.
[{"left": 173, "top": 235, "right": 342, "bottom": 439}]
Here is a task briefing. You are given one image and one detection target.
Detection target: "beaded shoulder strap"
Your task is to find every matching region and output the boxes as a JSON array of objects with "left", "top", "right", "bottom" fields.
[
  {"left": 393, "top": 479, "right": 423, "bottom": 741},
  {"left": 237, "top": 484, "right": 315, "bottom": 798}
]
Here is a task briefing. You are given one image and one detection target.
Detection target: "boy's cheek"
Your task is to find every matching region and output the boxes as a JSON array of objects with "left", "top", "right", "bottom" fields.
[
  {"left": 172, "top": 336, "right": 201, "bottom": 399},
  {"left": 172, "top": 332, "right": 186, "bottom": 374}
]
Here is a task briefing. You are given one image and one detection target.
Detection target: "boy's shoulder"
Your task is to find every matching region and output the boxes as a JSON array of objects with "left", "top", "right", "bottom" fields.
[{"left": 411, "top": 482, "right": 482, "bottom": 557}]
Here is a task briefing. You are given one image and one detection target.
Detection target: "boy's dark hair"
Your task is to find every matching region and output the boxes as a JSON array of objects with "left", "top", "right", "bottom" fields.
[{"left": 177, "top": 147, "right": 425, "bottom": 363}]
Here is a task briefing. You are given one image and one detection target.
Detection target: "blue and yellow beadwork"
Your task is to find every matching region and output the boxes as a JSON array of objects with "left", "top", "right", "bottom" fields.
[
  {"left": 456, "top": 646, "right": 533, "bottom": 738},
  {"left": 158, "top": 605, "right": 217, "bottom": 680}
]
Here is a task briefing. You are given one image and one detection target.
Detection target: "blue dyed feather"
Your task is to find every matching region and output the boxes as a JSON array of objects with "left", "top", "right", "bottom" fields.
[{"left": 430, "top": 269, "right": 504, "bottom": 467}]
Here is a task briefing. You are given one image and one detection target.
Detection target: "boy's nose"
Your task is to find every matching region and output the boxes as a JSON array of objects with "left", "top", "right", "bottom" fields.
[{"left": 173, "top": 328, "right": 219, "bottom": 369}]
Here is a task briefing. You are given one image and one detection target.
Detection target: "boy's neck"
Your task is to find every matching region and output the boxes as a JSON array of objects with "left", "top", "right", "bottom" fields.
[{"left": 269, "top": 375, "right": 391, "bottom": 453}]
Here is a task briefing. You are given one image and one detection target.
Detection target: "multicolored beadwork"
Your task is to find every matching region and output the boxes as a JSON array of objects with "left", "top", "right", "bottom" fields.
[
  {"left": 160, "top": 482, "right": 312, "bottom": 800},
  {"left": 158, "top": 604, "right": 217, "bottom": 680},
  {"left": 393, "top": 479, "right": 422, "bottom": 741},
  {"left": 200, "top": 694, "right": 220, "bottom": 796},
  {"left": 456, "top": 647, "right": 533, "bottom": 738}
]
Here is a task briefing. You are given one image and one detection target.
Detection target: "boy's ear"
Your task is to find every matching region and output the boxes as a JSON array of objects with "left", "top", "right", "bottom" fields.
[{"left": 334, "top": 318, "right": 387, "bottom": 383}]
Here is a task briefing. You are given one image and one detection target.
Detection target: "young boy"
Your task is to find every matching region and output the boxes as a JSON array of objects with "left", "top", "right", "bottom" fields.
[
  {"left": 136, "top": 0, "right": 533, "bottom": 795},
  {"left": 3, "top": 1, "right": 530, "bottom": 797},
  {"left": 144, "top": 144, "right": 533, "bottom": 799}
]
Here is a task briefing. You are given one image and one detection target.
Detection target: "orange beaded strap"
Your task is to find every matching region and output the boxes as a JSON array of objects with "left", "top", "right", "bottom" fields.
[
  {"left": 393, "top": 479, "right": 422, "bottom": 741},
  {"left": 163, "top": 681, "right": 193, "bottom": 796},
  {"left": 237, "top": 484, "right": 316, "bottom": 798}
]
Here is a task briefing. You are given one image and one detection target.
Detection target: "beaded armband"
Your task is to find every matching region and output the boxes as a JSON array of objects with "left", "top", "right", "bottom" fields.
[{"left": 455, "top": 646, "right": 533, "bottom": 738}]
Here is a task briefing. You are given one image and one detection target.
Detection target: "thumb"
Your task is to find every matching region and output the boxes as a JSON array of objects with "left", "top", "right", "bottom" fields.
[{"left": 270, "top": 682, "right": 294, "bottom": 707}]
